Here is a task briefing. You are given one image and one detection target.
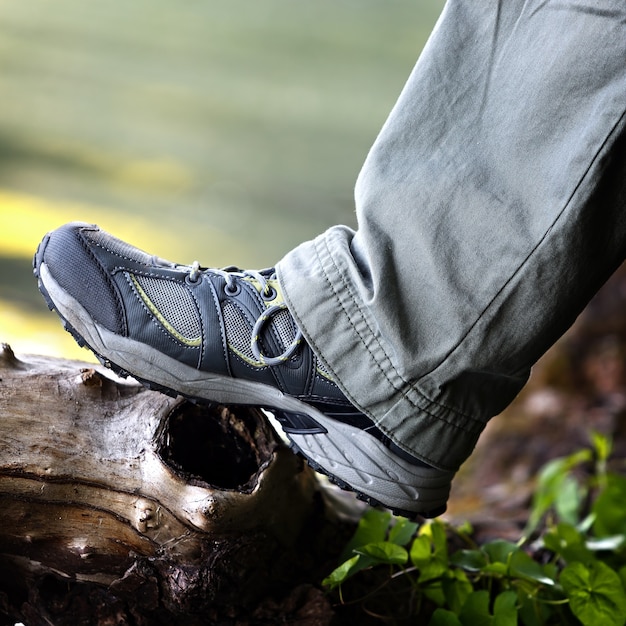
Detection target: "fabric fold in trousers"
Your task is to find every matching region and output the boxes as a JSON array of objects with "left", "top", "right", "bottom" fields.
[{"left": 276, "top": 0, "right": 626, "bottom": 471}]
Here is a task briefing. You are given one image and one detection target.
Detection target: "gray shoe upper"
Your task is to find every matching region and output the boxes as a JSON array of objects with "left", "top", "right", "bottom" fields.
[{"left": 40, "top": 222, "right": 348, "bottom": 405}]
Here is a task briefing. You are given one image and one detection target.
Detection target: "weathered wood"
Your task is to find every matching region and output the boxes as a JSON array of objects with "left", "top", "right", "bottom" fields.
[{"left": 0, "top": 344, "right": 337, "bottom": 625}]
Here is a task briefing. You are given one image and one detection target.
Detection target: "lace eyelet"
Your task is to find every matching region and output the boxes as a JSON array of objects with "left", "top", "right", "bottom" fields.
[
  {"left": 185, "top": 260, "right": 203, "bottom": 286},
  {"left": 261, "top": 286, "right": 277, "bottom": 301},
  {"left": 224, "top": 282, "right": 241, "bottom": 297}
]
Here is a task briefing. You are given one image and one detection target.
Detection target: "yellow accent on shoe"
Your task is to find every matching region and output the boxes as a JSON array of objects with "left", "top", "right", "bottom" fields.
[{"left": 129, "top": 274, "right": 202, "bottom": 347}]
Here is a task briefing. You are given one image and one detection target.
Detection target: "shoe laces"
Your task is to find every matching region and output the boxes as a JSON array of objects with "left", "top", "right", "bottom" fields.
[{"left": 186, "top": 262, "right": 304, "bottom": 367}]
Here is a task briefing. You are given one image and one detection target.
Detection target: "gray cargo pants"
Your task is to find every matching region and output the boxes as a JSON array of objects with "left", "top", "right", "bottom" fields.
[{"left": 277, "top": 0, "right": 626, "bottom": 472}]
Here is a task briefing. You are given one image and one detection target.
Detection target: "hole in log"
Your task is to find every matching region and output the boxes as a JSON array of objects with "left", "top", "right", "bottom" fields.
[{"left": 158, "top": 403, "right": 275, "bottom": 492}]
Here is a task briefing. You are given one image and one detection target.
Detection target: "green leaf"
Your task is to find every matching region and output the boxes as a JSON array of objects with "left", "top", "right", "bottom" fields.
[
  {"left": 525, "top": 450, "right": 592, "bottom": 537},
  {"left": 442, "top": 569, "right": 473, "bottom": 614},
  {"left": 412, "top": 529, "right": 449, "bottom": 582},
  {"left": 560, "top": 560, "right": 626, "bottom": 626},
  {"left": 340, "top": 508, "right": 392, "bottom": 560},
  {"left": 593, "top": 474, "right": 626, "bottom": 538},
  {"left": 482, "top": 562, "right": 509, "bottom": 576},
  {"left": 591, "top": 431, "right": 612, "bottom": 463},
  {"left": 457, "top": 520, "right": 474, "bottom": 536},
  {"left": 457, "top": 590, "right": 517, "bottom": 626},
  {"left": 543, "top": 562, "right": 559, "bottom": 582},
  {"left": 619, "top": 565, "right": 626, "bottom": 594},
  {"left": 430, "top": 519, "right": 450, "bottom": 557},
  {"left": 388, "top": 516, "right": 419, "bottom": 547},
  {"left": 518, "top": 590, "right": 554, "bottom": 626},
  {"left": 543, "top": 522, "right": 593, "bottom": 565},
  {"left": 509, "top": 550, "right": 555, "bottom": 586},
  {"left": 356, "top": 541, "right": 409, "bottom": 566},
  {"left": 411, "top": 534, "right": 433, "bottom": 566},
  {"left": 421, "top": 561, "right": 449, "bottom": 585},
  {"left": 429, "top": 608, "right": 463, "bottom": 626},
  {"left": 322, "top": 555, "right": 361, "bottom": 589},
  {"left": 483, "top": 540, "right": 518, "bottom": 565},
  {"left": 450, "top": 549, "right": 487, "bottom": 572},
  {"left": 459, "top": 590, "right": 493, "bottom": 626},
  {"left": 554, "top": 474, "right": 585, "bottom": 526},
  {"left": 493, "top": 590, "right": 518, "bottom": 626}
]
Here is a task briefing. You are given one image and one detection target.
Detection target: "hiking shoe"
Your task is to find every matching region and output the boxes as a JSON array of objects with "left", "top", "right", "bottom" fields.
[{"left": 33, "top": 222, "right": 453, "bottom": 517}]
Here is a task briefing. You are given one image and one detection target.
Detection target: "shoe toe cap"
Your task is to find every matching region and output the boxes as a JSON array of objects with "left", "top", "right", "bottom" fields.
[{"left": 37, "top": 222, "right": 126, "bottom": 335}]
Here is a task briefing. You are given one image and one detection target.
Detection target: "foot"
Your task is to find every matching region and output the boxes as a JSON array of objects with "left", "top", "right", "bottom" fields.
[{"left": 34, "top": 222, "right": 452, "bottom": 517}]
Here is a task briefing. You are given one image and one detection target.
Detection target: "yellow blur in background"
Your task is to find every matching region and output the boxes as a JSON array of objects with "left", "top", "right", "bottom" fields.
[{"left": 1, "top": 192, "right": 232, "bottom": 359}]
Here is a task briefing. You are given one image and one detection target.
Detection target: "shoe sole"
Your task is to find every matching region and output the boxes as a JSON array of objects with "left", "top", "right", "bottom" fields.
[{"left": 34, "top": 247, "right": 450, "bottom": 518}]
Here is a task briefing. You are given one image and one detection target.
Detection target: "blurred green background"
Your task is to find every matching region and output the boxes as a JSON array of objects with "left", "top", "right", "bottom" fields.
[{"left": 0, "top": 0, "right": 444, "bottom": 359}]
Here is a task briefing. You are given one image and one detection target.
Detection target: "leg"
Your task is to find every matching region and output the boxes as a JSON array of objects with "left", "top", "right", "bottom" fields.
[{"left": 278, "top": 0, "right": 626, "bottom": 470}]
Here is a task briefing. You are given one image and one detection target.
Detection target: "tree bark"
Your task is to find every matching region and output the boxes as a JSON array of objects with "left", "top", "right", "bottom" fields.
[{"left": 0, "top": 344, "right": 339, "bottom": 625}]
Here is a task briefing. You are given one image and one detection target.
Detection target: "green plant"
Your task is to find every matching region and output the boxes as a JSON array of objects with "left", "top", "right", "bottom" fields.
[{"left": 323, "top": 432, "right": 626, "bottom": 625}]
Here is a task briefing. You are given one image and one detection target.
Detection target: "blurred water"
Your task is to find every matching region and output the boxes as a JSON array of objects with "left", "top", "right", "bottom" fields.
[{"left": 0, "top": 0, "right": 444, "bottom": 356}]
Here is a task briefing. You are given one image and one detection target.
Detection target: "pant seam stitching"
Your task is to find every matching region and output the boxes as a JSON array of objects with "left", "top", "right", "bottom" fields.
[{"left": 319, "top": 234, "right": 484, "bottom": 427}]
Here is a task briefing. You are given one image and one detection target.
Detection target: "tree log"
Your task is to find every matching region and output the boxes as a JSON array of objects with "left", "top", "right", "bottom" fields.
[{"left": 0, "top": 343, "right": 340, "bottom": 625}]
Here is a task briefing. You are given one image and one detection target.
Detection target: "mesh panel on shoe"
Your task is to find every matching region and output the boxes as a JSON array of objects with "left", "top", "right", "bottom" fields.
[
  {"left": 222, "top": 300, "right": 297, "bottom": 362},
  {"left": 271, "top": 308, "right": 296, "bottom": 350},
  {"left": 222, "top": 301, "right": 255, "bottom": 360},
  {"left": 84, "top": 229, "right": 155, "bottom": 266},
  {"left": 133, "top": 275, "right": 201, "bottom": 338}
]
